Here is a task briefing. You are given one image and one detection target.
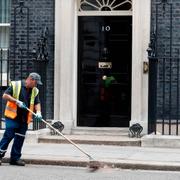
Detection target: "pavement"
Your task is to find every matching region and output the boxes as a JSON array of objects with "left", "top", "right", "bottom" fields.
[{"left": 1, "top": 133, "right": 180, "bottom": 171}]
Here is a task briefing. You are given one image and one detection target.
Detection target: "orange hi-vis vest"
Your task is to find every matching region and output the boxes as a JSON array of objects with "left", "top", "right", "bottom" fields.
[{"left": 4, "top": 81, "right": 39, "bottom": 124}]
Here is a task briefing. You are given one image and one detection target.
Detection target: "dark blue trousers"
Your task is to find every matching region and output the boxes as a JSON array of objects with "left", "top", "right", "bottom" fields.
[{"left": 0, "top": 118, "right": 28, "bottom": 161}]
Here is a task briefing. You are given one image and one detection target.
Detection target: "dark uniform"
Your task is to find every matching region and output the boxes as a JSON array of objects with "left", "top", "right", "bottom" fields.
[{"left": 0, "top": 80, "right": 40, "bottom": 162}]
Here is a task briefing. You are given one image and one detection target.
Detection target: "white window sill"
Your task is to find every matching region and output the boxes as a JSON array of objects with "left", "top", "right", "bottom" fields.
[{"left": 0, "top": 23, "right": 10, "bottom": 27}]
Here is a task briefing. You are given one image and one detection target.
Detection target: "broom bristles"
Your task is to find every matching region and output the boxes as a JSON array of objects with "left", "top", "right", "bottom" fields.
[{"left": 88, "top": 160, "right": 102, "bottom": 172}]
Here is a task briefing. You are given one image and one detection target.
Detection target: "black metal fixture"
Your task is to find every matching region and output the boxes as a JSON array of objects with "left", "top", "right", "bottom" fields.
[
  {"left": 147, "top": 31, "right": 156, "bottom": 58},
  {"left": 19, "top": 0, "right": 24, "bottom": 9},
  {"left": 129, "top": 123, "right": 143, "bottom": 138},
  {"left": 18, "top": 0, "right": 26, "bottom": 19},
  {"left": 161, "top": 0, "right": 167, "bottom": 3},
  {"left": 32, "top": 27, "right": 49, "bottom": 61},
  {"left": 159, "top": 0, "right": 171, "bottom": 16}
]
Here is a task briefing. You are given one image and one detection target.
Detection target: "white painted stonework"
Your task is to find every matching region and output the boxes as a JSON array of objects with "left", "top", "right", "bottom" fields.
[
  {"left": 54, "top": 0, "right": 151, "bottom": 134},
  {"left": 130, "top": 0, "right": 151, "bottom": 134}
]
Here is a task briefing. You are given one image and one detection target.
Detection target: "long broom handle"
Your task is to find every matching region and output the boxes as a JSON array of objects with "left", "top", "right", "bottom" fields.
[{"left": 26, "top": 107, "right": 93, "bottom": 160}]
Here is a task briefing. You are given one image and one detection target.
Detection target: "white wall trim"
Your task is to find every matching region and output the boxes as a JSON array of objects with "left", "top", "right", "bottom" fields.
[
  {"left": 54, "top": 0, "right": 75, "bottom": 133},
  {"left": 73, "top": 2, "right": 78, "bottom": 127},
  {"left": 77, "top": 11, "right": 132, "bottom": 16},
  {"left": 0, "top": 23, "right": 10, "bottom": 26},
  {"left": 54, "top": 0, "right": 151, "bottom": 134},
  {"left": 130, "top": 0, "right": 151, "bottom": 134}
]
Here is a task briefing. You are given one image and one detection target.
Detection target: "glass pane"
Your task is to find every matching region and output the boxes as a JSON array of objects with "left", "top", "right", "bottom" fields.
[
  {"left": 0, "top": 49, "right": 8, "bottom": 73},
  {"left": 79, "top": 0, "right": 132, "bottom": 11},
  {"left": 0, "top": 26, "right": 10, "bottom": 48},
  {"left": 0, "top": 0, "right": 11, "bottom": 23},
  {"left": 0, "top": 26, "right": 9, "bottom": 76}
]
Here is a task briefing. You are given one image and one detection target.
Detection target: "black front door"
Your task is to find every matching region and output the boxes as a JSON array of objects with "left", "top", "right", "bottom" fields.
[{"left": 78, "top": 16, "right": 132, "bottom": 127}]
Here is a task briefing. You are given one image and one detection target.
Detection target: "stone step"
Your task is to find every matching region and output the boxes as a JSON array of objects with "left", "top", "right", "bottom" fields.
[
  {"left": 141, "top": 134, "right": 180, "bottom": 148},
  {"left": 38, "top": 134, "right": 141, "bottom": 146},
  {"left": 71, "top": 127, "right": 129, "bottom": 136}
]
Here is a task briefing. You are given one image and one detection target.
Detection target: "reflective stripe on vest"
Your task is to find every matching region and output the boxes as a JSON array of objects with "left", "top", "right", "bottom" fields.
[
  {"left": 4, "top": 81, "right": 39, "bottom": 124},
  {"left": 12, "top": 81, "right": 21, "bottom": 99},
  {"left": 27, "top": 87, "right": 39, "bottom": 124}
]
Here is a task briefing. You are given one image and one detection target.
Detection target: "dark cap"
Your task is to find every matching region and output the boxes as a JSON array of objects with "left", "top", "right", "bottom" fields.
[{"left": 28, "top": 72, "right": 43, "bottom": 85}]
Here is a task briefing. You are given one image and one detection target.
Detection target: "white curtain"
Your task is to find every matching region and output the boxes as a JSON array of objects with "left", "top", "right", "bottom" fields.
[{"left": 0, "top": 0, "right": 11, "bottom": 23}]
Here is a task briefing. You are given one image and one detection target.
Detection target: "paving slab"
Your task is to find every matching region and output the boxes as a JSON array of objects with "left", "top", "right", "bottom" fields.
[{"left": 2, "top": 143, "right": 180, "bottom": 171}]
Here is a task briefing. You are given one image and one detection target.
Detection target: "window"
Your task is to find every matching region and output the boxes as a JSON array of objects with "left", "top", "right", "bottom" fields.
[
  {"left": 78, "top": 0, "right": 132, "bottom": 11},
  {"left": 0, "top": 0, "right": 11, "bottom": 47},
  {"left": 0, "top": 0, "right": 11, "bottom": 23},
  {"left": 0, "top": 0, "right": 11, "bottom": 86}
]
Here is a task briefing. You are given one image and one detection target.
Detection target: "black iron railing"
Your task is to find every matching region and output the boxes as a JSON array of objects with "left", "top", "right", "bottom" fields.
[
  {"left": 149, "top": 56, "right": 180, "bottom": 135},
  {"left": 148, "top": 0, "right": 180, "bottom": 135},
  {"left": 0, "top": 48, "right": 47, "bottom": 130}
]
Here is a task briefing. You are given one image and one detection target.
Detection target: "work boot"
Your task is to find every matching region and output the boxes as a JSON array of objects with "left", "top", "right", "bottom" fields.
[{"left": 9, "top": 159, "right": 25, "bottom": 166}]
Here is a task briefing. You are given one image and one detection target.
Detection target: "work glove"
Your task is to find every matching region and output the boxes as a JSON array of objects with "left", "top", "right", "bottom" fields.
[
  {"left": 34, "top": 111, "right": 42, "bottom": 122},
  {"left": 16, "top": 100, "right": 27, "bottom": 109}
]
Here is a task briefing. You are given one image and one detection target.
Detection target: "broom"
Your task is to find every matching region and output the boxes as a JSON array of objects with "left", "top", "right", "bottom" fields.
[{"left": 25, "top": 106, "right": 102, "bottom": 171}]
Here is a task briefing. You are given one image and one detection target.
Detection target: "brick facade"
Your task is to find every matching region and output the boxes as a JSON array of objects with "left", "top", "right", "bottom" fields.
[
  {"left": 9, "top": 0, "right": 55, "bottom": 119},
  {"left": 8, "top": 0, "right": 179, "bottom": 128},
  {"left": 151, "top": 0, "right": 180, "bottom": 120}
]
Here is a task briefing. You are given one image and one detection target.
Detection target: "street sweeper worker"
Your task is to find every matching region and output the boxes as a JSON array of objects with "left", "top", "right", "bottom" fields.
[{"left": 0, "top": 72, "right": 43, "bottom": 166}]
